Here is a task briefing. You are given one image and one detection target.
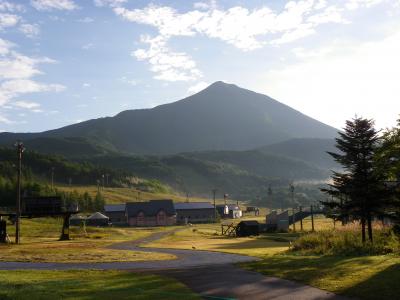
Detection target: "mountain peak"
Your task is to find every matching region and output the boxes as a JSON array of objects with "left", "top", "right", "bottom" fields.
[{"left": 207, "top": 81, "right": 236, "bottom": 89}]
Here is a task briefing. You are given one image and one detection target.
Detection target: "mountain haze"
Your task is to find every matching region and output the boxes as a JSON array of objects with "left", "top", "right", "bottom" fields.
[{"left": 0, "top": 81, "right": 338, "bottom": 155}]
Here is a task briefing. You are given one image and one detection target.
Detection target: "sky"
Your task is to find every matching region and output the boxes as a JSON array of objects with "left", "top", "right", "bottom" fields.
[{"left": 1, "top": 0, "right": 400, "bottom": 133}]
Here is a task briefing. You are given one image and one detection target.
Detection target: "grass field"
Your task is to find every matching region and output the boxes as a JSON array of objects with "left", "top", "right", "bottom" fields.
[
  {"left": 0, "top": 270, "right": 201, "bottom": 300},
  {"left": 1, "top": 218, "right": 175, "bottom": 263},
  {"left": 145, "top": 215, "right": 333, "bottom": 257},
  {"left": 243, "top": 254, "right": 400, "bottom": 300},
  {"left": 145, "top": 223, "right": 292, "bottom": 257}
]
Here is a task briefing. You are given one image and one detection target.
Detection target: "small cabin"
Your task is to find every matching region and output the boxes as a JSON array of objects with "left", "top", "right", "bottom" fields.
[{"left": 236, "top": 220, "right": 259, "bottom": 237}]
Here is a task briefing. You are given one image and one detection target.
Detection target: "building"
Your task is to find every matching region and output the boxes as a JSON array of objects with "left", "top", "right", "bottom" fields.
[
  {"left": 266, "top": 210, "right": 289, "bottom": 232},
  {"left": 86, "top": 212, "right": 109, "bottom": 226},
  {"left": 217, "top": 204, "right": 242, "bottom": 219},
  {"left": 236, "top": 220, "right": 260, "bottom": 237},
  {"left": 104, "top": 204, "right": 127, "bottom": 225},
  {"left": 69, "top": 214, "right": 86, "bottom": 226},
  {"left": 174, "top": 202, "right": 215, "bottom": 224},
  {"left": 126, "top": 199, "right": 176, "bottom": 227}
]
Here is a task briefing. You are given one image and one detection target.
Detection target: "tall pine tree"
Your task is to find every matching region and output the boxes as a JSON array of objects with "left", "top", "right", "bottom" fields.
[{"left": 322, "top": 117, "right": 384, "bottom": 243}]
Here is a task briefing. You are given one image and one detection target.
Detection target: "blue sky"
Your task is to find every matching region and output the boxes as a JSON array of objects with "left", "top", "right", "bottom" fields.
[{"left": 1, "top": 0, "right": 400, "bottom": 133}]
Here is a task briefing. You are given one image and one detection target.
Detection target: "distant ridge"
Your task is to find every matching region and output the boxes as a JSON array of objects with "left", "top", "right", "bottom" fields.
[{"left": 0, "top": 81, "right": 338, "bottom": 155}]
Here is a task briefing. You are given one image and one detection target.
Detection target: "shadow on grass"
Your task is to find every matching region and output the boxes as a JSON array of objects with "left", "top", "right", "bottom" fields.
[
  {"left": 342, "top": 263, "right": 400, "bottom": 300},
  {"left": 0, "top": 271, "right": 201, "bottom": 300}
]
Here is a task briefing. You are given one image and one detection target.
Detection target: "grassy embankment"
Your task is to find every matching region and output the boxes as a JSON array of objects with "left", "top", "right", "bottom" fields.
[
  {"left": 146, "top": 216, "right": 400, "bottom": 299},
  {"left": 0, "top": 270, "right": 201, "bottom": 300},
  {"left": 56, "top": 184, "right": 244, "bottom": 205},
  {"left": 0, "top": 218, "right": 175, "bottom": 263}
]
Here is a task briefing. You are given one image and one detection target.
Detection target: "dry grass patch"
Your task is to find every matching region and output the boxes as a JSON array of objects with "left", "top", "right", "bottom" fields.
[
  {"left": 2, "top": 218, "right": 175, "bottom": 263},
  {"left": 145, "top": 224, "right": 290, "bottom": 257},
  {"left": 0, "top": 240, "right": 174, "bottom": 263}
]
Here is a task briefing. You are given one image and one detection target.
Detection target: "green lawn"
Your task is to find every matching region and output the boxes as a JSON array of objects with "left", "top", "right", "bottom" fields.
[
  {"left": 242, "top": 251, "right": 400, "bottom": 299},
  {"left": 1, "top": 218, "right": 175, "bottom": 263},
  {"left": 0, "top": 270, "right": 201, "bottom": 300}
]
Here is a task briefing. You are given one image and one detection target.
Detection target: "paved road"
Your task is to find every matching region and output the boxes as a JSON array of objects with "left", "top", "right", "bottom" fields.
[
  {"left": 0, "top": 229, "right": 350, "bottom": 299},
  {"left": 0, "top": 229, "right": 255, "bottom": 270},
  {"left": 156, "top": 265, "right": 348, "bottom": 300}
]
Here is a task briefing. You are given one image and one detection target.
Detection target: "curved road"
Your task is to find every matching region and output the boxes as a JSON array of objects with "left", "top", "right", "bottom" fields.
[{"left": 0, "top": 230, "right": 349, "bottom": 299}]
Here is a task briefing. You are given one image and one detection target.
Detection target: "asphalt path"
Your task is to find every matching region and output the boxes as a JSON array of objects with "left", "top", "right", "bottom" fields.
[{"left": 0, "top": 229, "right": 350, "bottom": 299}]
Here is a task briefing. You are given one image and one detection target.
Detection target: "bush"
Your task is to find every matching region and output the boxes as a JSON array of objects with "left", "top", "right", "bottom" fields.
[{"left": 292, "top": 226, "right": 400, "bottom": 256}]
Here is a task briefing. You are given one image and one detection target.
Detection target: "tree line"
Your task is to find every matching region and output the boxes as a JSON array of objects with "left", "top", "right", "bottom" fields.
[{"left": 322, "top": 117, "right": 400, "bottom": 243}]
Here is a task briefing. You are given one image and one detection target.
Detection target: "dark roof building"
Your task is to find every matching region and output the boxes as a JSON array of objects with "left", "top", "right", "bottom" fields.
[
  {"left": 126, "top": 199, "right": 176, "bottom": 227},
  {"left": 236, "top": 220, "right": 260, "bottom": 237},
  {"left": 104, "top": 204, "right": 126, "bottom": 225},
  {"left": 174, "top": 202, "right": 215, "bottom": 224}
]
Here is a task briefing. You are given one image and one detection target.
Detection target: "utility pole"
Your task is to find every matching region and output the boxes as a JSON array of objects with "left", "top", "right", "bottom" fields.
[
  {"left": 212, "top": 189, "right": 217, "bottom": 221},
  {"left": 311, "top": 205, "right": 315, "bottom": 232},
  {"left": 51, "top": 167, "right": 54, "bottom": 191},
  {"left": 299, "top": 205, "right": 303, "bottom": 231},
  {"left": 186, "top": 192, "right": 189, "bottom": 203},
  {"left": 15, "top": 141, "right": 24, "bottom": 244},
  {"left": 290, "top": 184, "right": 296, "bottom": 232},
  {"left": 101, "top": 174, "right": 105, "bottom": 190},
  {"left": 105, "top": 174, "right": 109, "bottom": 187},
  {"left": 224, "top": 193, "right": 228, "bottom": 205}
]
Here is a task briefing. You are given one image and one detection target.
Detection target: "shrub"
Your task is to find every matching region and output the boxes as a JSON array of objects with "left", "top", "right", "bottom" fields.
[{"left": 291, "top": 225, "right": 400, "bottom": 256}]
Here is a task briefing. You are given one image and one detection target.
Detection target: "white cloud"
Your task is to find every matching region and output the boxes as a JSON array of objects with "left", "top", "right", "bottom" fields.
[
  {"left": 31, "top": 0, "right": 77, "bottom": 11},
  {"left": 82, "top": 43, "right": 94, "bottom": 50},
  {"left": 94, "top": 0, "right": 126, "bottom": 8},
  {"left": 77, "top": 17, "right": 94, "bottom": 23},
  {"left": 261, "top": 28, "right": 400, "bottom": 130},
  {"left": 0, "top": 1, "right": 25, "bottom": 12},
  {"left": 82, "top": 82, "right": 90, "bottom": 87},
  {"left": 346, "top": 0, "right": 385, "bottom": 10},
  {"left": 0, "top": 38, "right": 14, "bottom": 55},
  {"left": 188, "top": 81, "right": 209, "bottom": 94},
  {"left": 133, "top": 35, "right": 201, "bottom": 81},
  {"left": 0, "top": 13, "right": 19, "bottom": 29},
  {"left": 13, "top": 100, "right": 40, "bottom": 109},
  {"left": 0, "top": 52, "right": 55, "bottom": 80},
  {"left": 0, "top": 39, "right": 65, "bottom": 108},
  {"left": 0, "top": 114, "right": 12, "bottom": 124},
  {"left": 19, "top": 23, "right": 40, "bottom": 38},
  {"left": 112, "top": 1, "right": 356, "bottom": 81},
  {"left": 119, "top": 76, "right": 137, "bottom": 86}
]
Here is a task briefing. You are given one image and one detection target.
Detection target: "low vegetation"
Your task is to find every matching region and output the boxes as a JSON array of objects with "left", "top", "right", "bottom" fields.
[
  {"left": 291, "top": 224, "right": 400, "bottom": 256},
  {"left": 1, "top": 218, "right": 175, "bottom": 263},
  {"left": 0, "top": 270, "right": 200, "bottom": 300}
]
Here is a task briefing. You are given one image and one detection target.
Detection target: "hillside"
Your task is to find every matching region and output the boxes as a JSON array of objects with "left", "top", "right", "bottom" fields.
[
  {"left": 0, "top": 81, "right": 338, "bottom": 155},
  {"left": 258, "top": 138, "right": 338, "bottom": 170}
]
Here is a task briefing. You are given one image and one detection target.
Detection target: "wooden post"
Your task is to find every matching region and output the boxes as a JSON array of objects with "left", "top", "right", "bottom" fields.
[{"left": 311, "top": 205, "right": 315, "bottom": 232}]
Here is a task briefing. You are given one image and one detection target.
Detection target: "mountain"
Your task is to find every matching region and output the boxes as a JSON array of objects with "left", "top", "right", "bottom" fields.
[
  {"left": 258, "top": 138, "right": 338, "bottom": 170},
  {"left": 0, "top": 81, "right": 338, "bottom": 155}
]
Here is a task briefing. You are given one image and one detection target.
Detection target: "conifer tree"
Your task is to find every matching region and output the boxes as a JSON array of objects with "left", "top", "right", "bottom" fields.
[{"left": 322, "top": 117, "right": 383, "bottom": 243}]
